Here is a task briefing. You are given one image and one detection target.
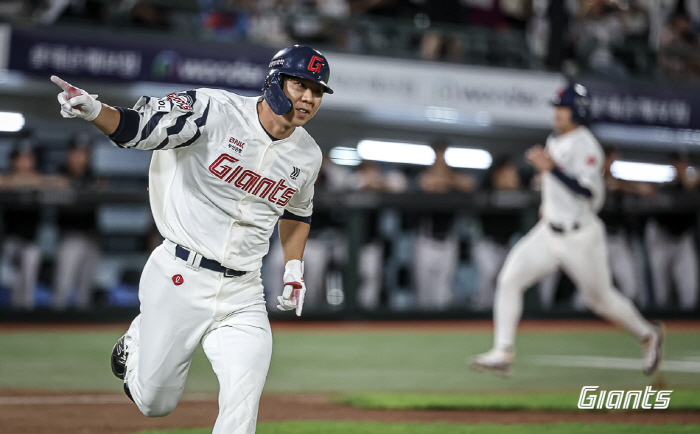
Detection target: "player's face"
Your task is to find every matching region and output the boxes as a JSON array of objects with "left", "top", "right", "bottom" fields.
[
  {"left": 553, "top": 105, "right": 577, "bottom": 134},
  {"left": 282, "top": 77, "right": 324, "bottom": 127}
]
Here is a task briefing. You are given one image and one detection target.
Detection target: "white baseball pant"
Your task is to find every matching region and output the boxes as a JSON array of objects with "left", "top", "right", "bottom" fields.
[
  {"left": 645, "top": 219, "right": 699, "bottom": 311},
  {"left": 123, "top": 240, "right": 272, "bottom": 434},
  {"left": 493, "top": 218, "right": 653, "bottom": 350}
]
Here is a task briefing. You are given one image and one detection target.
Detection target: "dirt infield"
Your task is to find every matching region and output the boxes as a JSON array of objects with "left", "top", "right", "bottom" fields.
[{"left": 1, "top": 390, "right": 699, "bottom": 434}]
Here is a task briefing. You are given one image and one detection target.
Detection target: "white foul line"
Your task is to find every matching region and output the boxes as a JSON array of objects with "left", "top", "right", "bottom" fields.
[
  {"left": 0, "top": 394, "right": 215, "bottom": 405},
  {"left": 528, "top": 355, "right": 700, "bottom": 373}
]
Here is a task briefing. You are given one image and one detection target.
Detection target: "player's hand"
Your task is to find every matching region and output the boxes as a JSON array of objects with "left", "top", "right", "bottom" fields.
[
  {"left": 51, "top": 75, "right": 102, "bottom": 121},
  {"left": 277, "top": 259, "right": 306, "bottom": 316},
  {"left": 525, "top": 145, "right": 555, "bottom": 172}
]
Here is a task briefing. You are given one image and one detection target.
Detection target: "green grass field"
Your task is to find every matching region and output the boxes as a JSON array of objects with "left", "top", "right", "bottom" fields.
[{"left": 0, "top": 323, "right": 698, "bottom": 434}]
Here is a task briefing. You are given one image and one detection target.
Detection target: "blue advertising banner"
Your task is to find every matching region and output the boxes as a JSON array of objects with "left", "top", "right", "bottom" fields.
[
  {"left": 579, "top": 78, "right": 700, "bottom": 130},
  {"left": 8, "top": 26, "right": 274, "bottom": 92}
]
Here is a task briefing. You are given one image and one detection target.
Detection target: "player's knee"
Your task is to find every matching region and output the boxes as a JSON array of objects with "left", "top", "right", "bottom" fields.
[
  {"left": 138, "top": 393, "right": 179, "bottom": 417},
  {"left": 495, "top": 268, "right": 522, "bottom": 292}
]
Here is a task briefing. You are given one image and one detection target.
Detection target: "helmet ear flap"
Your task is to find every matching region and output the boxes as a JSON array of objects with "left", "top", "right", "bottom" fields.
[{"left": 263, "top": 72, "right": 292, "bottom": 115}]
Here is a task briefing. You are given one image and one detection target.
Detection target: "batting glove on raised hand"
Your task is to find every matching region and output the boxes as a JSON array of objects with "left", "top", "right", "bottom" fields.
[
  {"left": 51, "top": 75, "right": 102, "bottom": 121},
  {"left": 277, "top": 259, "right": 306, "bottom": 316}
]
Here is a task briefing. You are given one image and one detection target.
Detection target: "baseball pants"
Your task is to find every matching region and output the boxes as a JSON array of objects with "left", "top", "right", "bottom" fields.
[
  {"left": 471, "top": 237, "right": 510, "bottom": 311},
  {"left": 645, "top": 219, "right": 699, "bottom": 311},
  {"left": 493, "top": 218, "right": 653, "bottom": 350},
  {"left": 413, "top": 233, "right": 459, "bottom": 310},
  {"left": 123, "top": 240, "right": 272, "bottom": 434}
]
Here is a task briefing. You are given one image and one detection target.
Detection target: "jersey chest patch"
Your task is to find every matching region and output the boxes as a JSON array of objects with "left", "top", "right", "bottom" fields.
[{"left": 226, "top": 137, "right": 246, "bottom": 155}]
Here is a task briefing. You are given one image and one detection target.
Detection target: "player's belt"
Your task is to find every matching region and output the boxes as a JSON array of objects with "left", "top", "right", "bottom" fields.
[
  {"left": 175, "top": 244, "right": 247, "bottom": 277},
  {"left": 549, "top": 222, "right": 580, "bottom": 234}
]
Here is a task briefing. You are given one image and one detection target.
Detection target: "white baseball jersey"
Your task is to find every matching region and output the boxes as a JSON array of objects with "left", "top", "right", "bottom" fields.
[
  {"left": 111, "top": 89, "right": 322, "bottom": 271},
  {"left": 541, "top": 126, "right": 605, "bottom": 227}
]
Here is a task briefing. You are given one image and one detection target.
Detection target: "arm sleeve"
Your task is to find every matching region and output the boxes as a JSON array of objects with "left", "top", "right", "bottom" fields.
[
  {"left": 280, "top": 209, "right": 312, "bottom": 224},
  {"left": 551, "top": 166, "right": 593, "bottom": 197},
  {"left": 284, "top": 161, "right": 321, "bottom": 218},
  {"left": 109, "top": 90, "right": 212, "bottom": 150},
  {"left": 552, "top": 137, "right": 604, "bottom": 199}
]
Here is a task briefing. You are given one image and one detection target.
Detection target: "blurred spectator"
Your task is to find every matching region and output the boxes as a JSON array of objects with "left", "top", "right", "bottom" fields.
[
  {"left": 419, "top": 0, "right": 468, "bottom": 62},
  {"left": 414, "top": 141, "right": 475, "bottom": 310},
  {"left": 464, "top": 0, "right": 510, "bottom": 30},
  {"left": 471, "top": 156, "right": 523, "bottom": 311},
  {"left": 573, "top": 0, "right": 628, "bottom": 77},
  {"left": 501, "top": 0, "right": 532, "bottom": 31},
  {"left": 52, "top": 134, "right": 103, "bottom": 311},
  {"left": 349, "top": 160, "right": 407, "bottom": 310},
  {"left": 35, "top": 0, "right": 108, "bottom": 25},
  {"left": 644, "top": 152, "right": 699, "bottom": 311},
  {"left": 658, "top": 12, "right": 700, "bottom": 80},
  {"left": 0, "top": 141, "right": 65, "bottom": 310}
]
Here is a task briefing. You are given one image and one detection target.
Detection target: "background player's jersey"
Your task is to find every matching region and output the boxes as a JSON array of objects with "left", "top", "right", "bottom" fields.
[
  {"left": 112, "top": 89, "right": 322, "bottom": 271},
  {"left": 542, "top": 126, "right": 605, "bottom": 227}
]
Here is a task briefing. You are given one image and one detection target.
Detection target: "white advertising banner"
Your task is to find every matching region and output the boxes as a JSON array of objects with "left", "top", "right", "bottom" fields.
[{"left": 324, "top": 53, "right": 566, "bottom": 128}]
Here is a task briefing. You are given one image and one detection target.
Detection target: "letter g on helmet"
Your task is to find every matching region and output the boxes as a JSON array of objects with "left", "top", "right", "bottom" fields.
[{"left": 262, "top": 45, "right": 334, "bottom": 115}]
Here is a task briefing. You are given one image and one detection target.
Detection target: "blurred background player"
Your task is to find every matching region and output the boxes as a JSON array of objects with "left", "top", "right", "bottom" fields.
[
  {"left": 52, "top": 134, "right": 103, "bottom": 311},
  {"left": 351, "top": 160, "right": 407, "bottom": 310},
  {"left": 644, "top": 152, "right": 700, "bottom": 311},
  {"left": 0, "top": 141, "right": 65, "bottom": 310},
  {"left": 469, "top": 83, "right": 664, "bottom": 376},
  {"left": 539, "top": 145, "right": 654, "bottom": 311},
  {"left": 414, "top": 139, "right": 474, "bottom": 310}
]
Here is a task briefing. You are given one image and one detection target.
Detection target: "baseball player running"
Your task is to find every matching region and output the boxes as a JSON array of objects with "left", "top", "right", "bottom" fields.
[
  {"left": 52, "top": 45, "right": 332, "bottom": 433},
  {"left": 469, "top": 84, "right": 664, "bottom": 377}
]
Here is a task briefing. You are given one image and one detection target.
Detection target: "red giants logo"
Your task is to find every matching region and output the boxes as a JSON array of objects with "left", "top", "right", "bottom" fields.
[
  {"left": 166, "top": 93, "right": 193, "bottom": 110},
  {"left": 307, "top": 56, "right": 323, "bottom": 73},
  {"left": 208, "top": 154, "right": 297, "bottom": 206}
]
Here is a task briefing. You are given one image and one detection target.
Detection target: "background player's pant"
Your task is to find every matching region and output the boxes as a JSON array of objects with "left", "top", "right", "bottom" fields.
[
  {"left": 471, "top": 237, "right": 509, "bottom": 311},
  {"left": 413, "top": 233, "right": 459, "bottom": 310},
  {"left": 123, "top": 241, "right": 271, "bottom": 434},
  {"left": 607, "top": 232, "right": 643, "bottom": 306},
  {"left": 357, "top": 241, "right": 384, "bottom": 310},
  {"left": 645, "top": 219, "right": 699, "bottom": 311},
  {"left": 52, "top": 231, "right": 99, "bottom": 310},
  {"left": 2, "top": 237, "right": 40, "bottom": 310},
  {"left": 493, "top": 219, "right": 652, "bottom": 350}
]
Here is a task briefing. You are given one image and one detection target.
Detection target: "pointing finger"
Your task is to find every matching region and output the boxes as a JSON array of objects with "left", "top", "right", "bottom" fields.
[{"left": 50, "top": 75, "right": 81, "bottom": 98}]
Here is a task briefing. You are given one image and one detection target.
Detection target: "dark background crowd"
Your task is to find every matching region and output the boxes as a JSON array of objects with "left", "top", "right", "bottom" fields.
[{"left": 3, "top": 0, "right": 700, "bottom": 81}]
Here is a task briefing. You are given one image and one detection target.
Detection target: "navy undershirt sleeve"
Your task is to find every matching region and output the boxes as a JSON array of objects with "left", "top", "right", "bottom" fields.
[
  {"left": 280, "top": 210, "right": 312, "bottom": 224},
  {"left": 108, "top": 107, "right": 141, "bottom": 145},
  {"left": 550, "top": 167, "right": 592, "bottom": 198}
]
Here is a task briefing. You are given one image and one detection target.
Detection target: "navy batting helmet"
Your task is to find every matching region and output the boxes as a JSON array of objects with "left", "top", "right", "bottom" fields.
[
  {"left": 552, "top": 83, "right": 591, "bottom": 124},
  {"left": 263, "top": 45, "right": 333, "bottom": 116}
]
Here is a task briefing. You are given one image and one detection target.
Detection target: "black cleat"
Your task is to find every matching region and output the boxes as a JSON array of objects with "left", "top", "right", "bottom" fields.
[
  {"left": 124, "top": 383, "right": 134, "bottom": 403},
  {"left": 111, "top": 335, "right": 128, "bottom": 380}
]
